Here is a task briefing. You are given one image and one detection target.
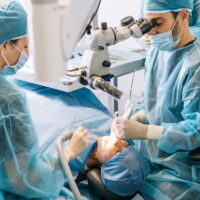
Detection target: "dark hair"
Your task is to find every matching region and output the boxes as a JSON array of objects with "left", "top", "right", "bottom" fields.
[
  {"left": 171, "top": 11, "right": 190, "bottom": 23},
  {"left": 10, "top": 39, "right": 19, "bottom": 44},
  {"left": 171, "top": 11, "right": 179, "bottom": 19}
]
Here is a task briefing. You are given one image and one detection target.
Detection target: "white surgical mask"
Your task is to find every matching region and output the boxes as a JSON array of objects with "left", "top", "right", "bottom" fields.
[
  {"left": 150, "top": 14, "right": 184, "bottom": 51},
  {"left": 0, "top": 42, "right": 28, "bottom": 75}
]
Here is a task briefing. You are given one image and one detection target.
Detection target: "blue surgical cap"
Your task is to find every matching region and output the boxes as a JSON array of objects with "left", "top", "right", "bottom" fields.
[
  {"left": 101, "top": 145, "right": 150, "bottom": 197},
  {"left": 143, "top": 0, "right": 193, "bottom": 14},
  {"left": 0, "top": 0, "right": 27, "bottom": 45}
]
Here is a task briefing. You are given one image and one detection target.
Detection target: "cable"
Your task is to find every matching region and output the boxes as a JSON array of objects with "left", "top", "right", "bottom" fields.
[
  {"left": 129, "top": 72, "right": 135, "bottom": 99},
  {"left": 80, "top": 0, "right": 101, "bottom": 38},
  {"left": 57, "top": 132, "right": 82, "bottom": 200}
]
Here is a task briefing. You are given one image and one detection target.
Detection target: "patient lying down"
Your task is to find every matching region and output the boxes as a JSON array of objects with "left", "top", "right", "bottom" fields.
[
  {"left": 85, "top": 135, "right": 150, "bottom": 197},
  {"left": 87, "top": 136, "right": 129, "bottom": 168}
]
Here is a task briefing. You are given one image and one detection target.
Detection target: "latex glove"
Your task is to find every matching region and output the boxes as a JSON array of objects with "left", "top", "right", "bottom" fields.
[
  {"left": 64, "top": 127, "right": 89, "bottom": 161},
  {"left": 141, "top": 34, "right": 151, "bottom": 46},
  {"left": 130, "top": 110, "right": 147, "bottom": 123},
  {"left": 112, "top": 117, "right": 164, "bottom": 140}
]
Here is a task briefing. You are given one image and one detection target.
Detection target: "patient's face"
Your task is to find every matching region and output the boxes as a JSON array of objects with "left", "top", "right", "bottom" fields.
[{"left": 87, "top": 136, "right": 129, "bottom": 168}]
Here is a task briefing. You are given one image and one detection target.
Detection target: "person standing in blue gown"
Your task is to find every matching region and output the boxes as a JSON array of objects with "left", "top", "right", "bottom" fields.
[
  {"left": 0, "top": 1, "right": 90, "bottom": 199},
  {"left": 112, "top": 0, "right": 200, "bottom": 199}
]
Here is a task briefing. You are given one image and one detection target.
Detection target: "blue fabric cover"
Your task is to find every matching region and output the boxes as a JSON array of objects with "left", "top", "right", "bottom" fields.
[{"left": 101, "top": 145, "right": 150, "bottom": 196}]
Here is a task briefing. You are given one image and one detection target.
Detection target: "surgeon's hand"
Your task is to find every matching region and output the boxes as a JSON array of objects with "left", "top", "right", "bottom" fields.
[
  {"left": 112, "top": 117, "right": 147, "bottom": 139},
  {"left": 112, "top": 117, "right": 164, "bottom": 140},
  {"left": 141, "top": 34, "right": 151, "bottom": 46},
  {"left": 130, "top": 110, "right": 147, "bottom": 123},
  {"left": 64, "top": 127, "right": 89, "bottom": 161}
]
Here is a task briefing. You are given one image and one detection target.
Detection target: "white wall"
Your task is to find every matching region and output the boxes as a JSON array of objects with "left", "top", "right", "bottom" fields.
[{"left": 98, "top": 0, "right": 143, "bottom": 25}]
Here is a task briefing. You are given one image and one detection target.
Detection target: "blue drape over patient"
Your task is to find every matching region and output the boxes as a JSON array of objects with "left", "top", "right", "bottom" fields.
[
  {"left": 20, "top": 81, "right": 149, "bottom": 198},
  {"left": 0, "top": 79, "right": 150, "bottom": 199}
]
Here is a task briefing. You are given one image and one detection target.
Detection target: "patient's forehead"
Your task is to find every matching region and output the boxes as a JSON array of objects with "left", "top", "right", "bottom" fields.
[{"left": 100, "top": 136, "right": 128, "bottom": 147}]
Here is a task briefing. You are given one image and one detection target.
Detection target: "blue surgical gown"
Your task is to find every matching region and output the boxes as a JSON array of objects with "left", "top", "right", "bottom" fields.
[
  {"left": 0, "top": 76, "right": 66, "bottom": 199},
  {"left": 0, "top": 77, "right": 112, "bottom": 199},
  {"left": 134, "top": 39, "right": 200, "bottom": 200}
]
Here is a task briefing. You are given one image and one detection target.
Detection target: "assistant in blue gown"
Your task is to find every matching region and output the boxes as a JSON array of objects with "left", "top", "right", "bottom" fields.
[{"left": 132, "top": 0, "right": 200, "bottom": 199}]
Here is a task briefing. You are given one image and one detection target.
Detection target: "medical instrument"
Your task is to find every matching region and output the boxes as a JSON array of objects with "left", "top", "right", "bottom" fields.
[
  {"left": 57, "top": 132, "right": 82, "bottom": 200},
  {"left": 88, "top": 135, "right": 99, "bottom": 141},
  {"left": 78, "top": 16, "right": 154, "bottom": 80},
  {"left": 112, "top": 100, "right": 141, "bottom": 140},
  {"left": 114, "top": 100, "right": 137, "bottom": 121},
  {"left": 114, "top": 111, "right": 119, "bottom": 118},
  {"left": 74, "top": 16, "right": 154, "bottom": 98},
  {"left": 78, "top": 74, "right": 123, "bottom": 99},
  {"left": 122, "top": 99, "right": 137, "bottom": 119}
]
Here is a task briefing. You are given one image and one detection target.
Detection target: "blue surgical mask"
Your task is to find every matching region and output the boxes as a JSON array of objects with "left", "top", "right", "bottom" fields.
[
  {"left": 150, "top": 14, "right": 184, "bottom": 51},
  {"left": 0, "top": 42, "right": 28, "bottom": 75}
]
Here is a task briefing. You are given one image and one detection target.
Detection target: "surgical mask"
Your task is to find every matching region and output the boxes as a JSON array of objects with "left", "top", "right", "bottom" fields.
[
  {"left": 150, "top": 14, "right": 184, "bottom": 51},
  {"left": 0, "top": 42, "right": 28, "bottom": 75}
]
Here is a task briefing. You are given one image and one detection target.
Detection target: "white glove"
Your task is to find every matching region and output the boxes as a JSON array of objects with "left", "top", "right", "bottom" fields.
[
  {"left": 141, "top": 34, "right": 151, "bottom": 46},
  {"left": 64, "top": 127, "right": 89, "bottom": 161},
  {"left": 130, "top": 110, "right": 147, "bottom": 123},
  {"left": 112, "top": 117, "right": 164, "bottom": 140}
]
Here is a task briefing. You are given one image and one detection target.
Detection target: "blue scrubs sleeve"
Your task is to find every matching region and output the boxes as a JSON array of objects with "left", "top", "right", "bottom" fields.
[
  {"left": 158, "top": 68, "right": 200, "bottom": 153},
  {"left": 0, "top": 92, "right": 65, "bottom": 199}
]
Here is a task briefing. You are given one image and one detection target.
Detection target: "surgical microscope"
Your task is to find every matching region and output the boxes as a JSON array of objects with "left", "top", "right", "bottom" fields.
[{"left": 68, "top": 16, "right": 155, "bottom": 99}]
